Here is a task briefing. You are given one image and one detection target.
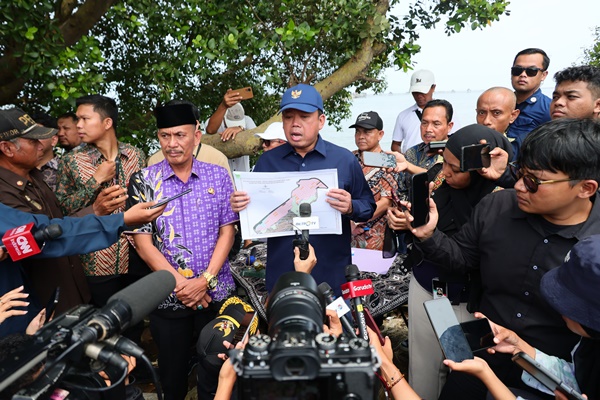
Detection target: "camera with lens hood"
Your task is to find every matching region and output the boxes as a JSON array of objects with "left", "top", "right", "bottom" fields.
[{"left": 229, "top": 271, "right": 380, "bottom": 400}]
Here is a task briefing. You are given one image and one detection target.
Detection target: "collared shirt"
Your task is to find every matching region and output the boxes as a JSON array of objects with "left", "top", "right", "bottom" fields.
[
  {"left": 127, "top": 159, "right": 238, "bottom": 307},
  {"left": 56, "top": 142, "right": 146, "bottom": 276},
  {"left": 417, "top": 189, "right": 600, "bottom": 360},
  {"left": 392, "top": 104, "right": 422, "bottom": 153},
  {"left": 351, "top": 150, "right": 399, "bottom": 250},
  {"left": 254, "top": 135, "right": 376, "bottom": 294},
  {"left": 0, "top": 167, "right": 91, "bottom": 316},
  {"left": 0, "top": 205, "right": 127, "bottom": 337},
  {"left": 405, "top": 142, "right": 443, "bottom": 172},
  {"left": 39, "top": 156, "right": 59, "bottom": 192},
  {"left": 507, "top": 88, "right": 551, "bottom": 157}
]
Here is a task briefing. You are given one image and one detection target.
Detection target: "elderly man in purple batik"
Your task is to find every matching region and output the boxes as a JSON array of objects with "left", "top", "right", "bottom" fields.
[{"left": 126, "top": 103, "right": 237, "bottom": 400}]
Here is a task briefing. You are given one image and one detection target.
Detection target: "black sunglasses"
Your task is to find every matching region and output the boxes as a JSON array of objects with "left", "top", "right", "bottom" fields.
[
  {"left": 511, "top": 66, "right": 544, "bottom": 77},
  {"left": 508, "top": 162, "right": 574, "bottom": 193}
]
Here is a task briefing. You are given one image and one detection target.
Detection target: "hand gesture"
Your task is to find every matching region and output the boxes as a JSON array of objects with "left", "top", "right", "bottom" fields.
[
  {"left": 222, "top": 89, "right": 243, "bottom": 108},
  {"left": 93, "top": 160, "right": 116, "bottom": 184},
  {"left": 93, "top": 185, "right": 128, "bottom": 215},
  {"left": 0, "top": 286, "right": 29, "bottom": 324},
  {"left": 123, "top": 201, "right": 167, "bottom": 226},
  {"left": 230, "top": 191, "right": 250, "bottom": 213}
]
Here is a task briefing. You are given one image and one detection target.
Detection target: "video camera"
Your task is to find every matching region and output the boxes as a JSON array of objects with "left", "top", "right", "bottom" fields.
[
  {"left": 229, "top": 271, "right": 380, "bottom": 400},
  {"left": 0, "top": 271, "right": 175, "bottom": 399}
]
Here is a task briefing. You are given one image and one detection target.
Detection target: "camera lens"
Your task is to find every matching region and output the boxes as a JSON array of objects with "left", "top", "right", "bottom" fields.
[{"left": 267, "top": 271, "right": 325, "bottom": 337}]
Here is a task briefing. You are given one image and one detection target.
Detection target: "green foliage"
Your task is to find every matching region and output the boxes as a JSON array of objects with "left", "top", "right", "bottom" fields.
[
  {"left": 1, "top": 0, "right": 509, "bottom": 155},
  {"left": 583, "top": 26, "right": 600, "bottom": 67}
]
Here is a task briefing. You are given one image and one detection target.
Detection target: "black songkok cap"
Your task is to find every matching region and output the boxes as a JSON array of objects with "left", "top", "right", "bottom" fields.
[{"left": 154, "top": 103, "right": 197, "bottom": 129}]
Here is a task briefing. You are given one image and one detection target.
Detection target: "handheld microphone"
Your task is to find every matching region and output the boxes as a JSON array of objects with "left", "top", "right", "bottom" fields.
[
  {"left": 292, "top": 203, "right": 312, "bottom": 260},
  {"left": 78, "top": 270, "right": 175, "bottom": 343},
  {"left": 1, "top": 223, "right": 62, "bottom": 261},
  {"left": 341, "top": 264, "right": 373, "bottom": 341},
  {"left": 318, "top": 282, "right": 357, "bottom": 337}
]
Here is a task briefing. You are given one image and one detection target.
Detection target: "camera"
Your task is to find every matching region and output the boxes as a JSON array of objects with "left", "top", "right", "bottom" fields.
[{"left": 229, "top": 271, "right": 380, "bottom": 399}]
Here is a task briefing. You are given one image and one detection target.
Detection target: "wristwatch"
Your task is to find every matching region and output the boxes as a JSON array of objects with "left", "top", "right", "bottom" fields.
[{"left": 202, "top": 271, "right": 218, "bottom": 290}]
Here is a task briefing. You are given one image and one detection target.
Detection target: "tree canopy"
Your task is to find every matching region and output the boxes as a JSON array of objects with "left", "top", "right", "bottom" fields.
[{"left": 1, "top": 0, "right": 509, "bottom": 157}]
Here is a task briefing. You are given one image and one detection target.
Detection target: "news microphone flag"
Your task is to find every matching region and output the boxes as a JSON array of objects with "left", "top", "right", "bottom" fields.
[{"left": 2, "top": 223, "right": 42, "bottom": 261}]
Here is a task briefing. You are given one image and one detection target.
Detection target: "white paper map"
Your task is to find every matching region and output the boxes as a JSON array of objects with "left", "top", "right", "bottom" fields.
[{"left": 233, "top": 169, "right": 342, "bottom": 239}]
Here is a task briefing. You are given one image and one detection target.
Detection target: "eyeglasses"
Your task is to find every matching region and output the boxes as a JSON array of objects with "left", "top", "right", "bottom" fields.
[
  {"left": 262, "top": 139, "right": 272, "bottom": 147},
  {"left": 508, "top": 162, "right": 575, "bottom": 193},
  {"left": 511, "top": 66, "right": 544, "bottom": 77}
]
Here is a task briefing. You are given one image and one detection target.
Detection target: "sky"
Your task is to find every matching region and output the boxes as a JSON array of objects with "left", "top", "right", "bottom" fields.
[{"left": 384, "top": 0, "right": 599, "bottom": 93}]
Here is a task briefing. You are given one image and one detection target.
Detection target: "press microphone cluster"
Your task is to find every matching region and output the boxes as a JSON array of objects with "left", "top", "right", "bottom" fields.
[
  {"left": 341, "top": 264, "right": 375, "bottom": 342},
  {"left": 318, "top": 282, "right": 357, "bottom": 337},
  {"left": 1, "top": 223, "right": 62, "bottom": 261}
]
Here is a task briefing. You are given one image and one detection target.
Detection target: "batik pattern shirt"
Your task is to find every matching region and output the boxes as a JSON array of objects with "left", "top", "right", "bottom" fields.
[
  {"left": 56, "top": 142, "right": 146, "bottom": 276},
  {"left": 40, "top": 156, "right": 59, "bottom": 192},
  {"left": 127, "top": 159, "right": 238, "bottom": 308},
  {"left": 351, "top": 150, "right": 399, "bottom": 250}
]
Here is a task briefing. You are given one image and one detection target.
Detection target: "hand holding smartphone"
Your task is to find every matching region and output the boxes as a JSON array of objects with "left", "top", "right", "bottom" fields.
[
  {"left": 461, "top": 144, "right": 491, "bottom": 172},
  {"left": 424, "top": 297, "right": 474, "bottom": 362},
  {"left": 44, "top": 287, "right": 60, "bottom": 323},
  {"left": 231, "top": 87, "right": 254, "bottom": 100},
  {"left": 150, "top": 188, "right": 192, "bottom": 209},
  {"left": 362, "top": 151, "right": 397, "bottom": 168},
  {"left": 410, "top": 172, "right": 430, "bottom": 228}
]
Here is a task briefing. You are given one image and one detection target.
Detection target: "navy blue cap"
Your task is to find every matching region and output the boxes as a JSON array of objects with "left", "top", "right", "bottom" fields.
[
  {"left": 541, "top": 234, "right": 600, "bottom": 332},
  {"left": 279, "top": 84, "right": 324, "bottom": 114}
]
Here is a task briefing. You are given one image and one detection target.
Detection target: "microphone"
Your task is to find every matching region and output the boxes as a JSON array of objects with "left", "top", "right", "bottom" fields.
[
  {"left": 292, "top": 203, "right": 312, "bottom": 260},
  {"left": 341, "top": 264, "right": 374, "bottom": 341},
  {"left": 1, "top": 223, "right": 62, "bottom": 261},
  {"left": 318, "top": 282, "right": 357, "bottom": 337},
  {"left": 78, "top": 270, "right": 175, "bottom": 343}
]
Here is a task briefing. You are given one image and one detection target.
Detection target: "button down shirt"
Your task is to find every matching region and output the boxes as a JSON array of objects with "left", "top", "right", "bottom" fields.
[
  {"left": 127, "top": 159, "right": 238, "bottom": 308},
  {"left": 417, "top": 189, "right": 600, "bottom": 360},
  {"left": 507, "top": 88, "right": 551, "bottom": 157},
  {"left": 56, "top": 142, "right": 146, "bottom": 276},
  {"left": 254, "top": 136, "right": 376, "bottom": 294}
]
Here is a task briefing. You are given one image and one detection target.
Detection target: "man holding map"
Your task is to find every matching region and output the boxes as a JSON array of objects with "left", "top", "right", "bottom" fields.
[{"left": 230, "top": 84, "right": 375, "bottom": 294}]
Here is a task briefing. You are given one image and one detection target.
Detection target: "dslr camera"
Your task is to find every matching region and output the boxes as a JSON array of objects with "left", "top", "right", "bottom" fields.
[{"left": 229, "top": 271, "right": 380, "bottom": 400}]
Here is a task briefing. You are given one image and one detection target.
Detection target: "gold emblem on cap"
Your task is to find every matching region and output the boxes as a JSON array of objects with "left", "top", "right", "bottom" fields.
[
  {"left": 208, "top": 188, "right": 215, "bottom": 195},
  {"left": 291, "top": 90, "right": 302, "bottom": 99}
]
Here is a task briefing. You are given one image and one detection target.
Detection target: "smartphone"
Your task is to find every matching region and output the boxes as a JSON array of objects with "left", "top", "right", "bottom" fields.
[
  {"left": 362, "top": 151, "right": 397, "bottom": 168},
  {"left": 460, "top": 318, "right": 495, "bottom": 353},
  {"left": 461, "top": 144, "right": 491, "bottom": 172},
  {"left": 512, "top": 352, "right": 585, "bottom": 400},
  {"left": 428, "top": 141, "right": 447, "bottom": 151},
  {"left": 232, "top": 87, "right": 254, "bottom": 100},
  {"left": 150, "top": 188, "right": 192, "bottom": 209},
  {"left": 44, "top": 287, "right": 60, "bottom": 323},
  {"left": 364, "top": 308, "right": 385, "bottom": 346},
  {"left": 410, "top": 172, "right": 429, "bottom": 228},
  {"left": 424, "top": 297, "right": 473, "bottom": 362}
]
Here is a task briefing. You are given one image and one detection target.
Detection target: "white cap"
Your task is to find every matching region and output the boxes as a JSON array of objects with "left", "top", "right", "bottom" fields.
[
  {"left": 409, "top": 70, "right": 435, "bottom": 94},
  {"left": 254, "top": 122, "right": 287, "bottom": 141},
  {"left": 224, "top": 103, "right": 246, "bottom": 128}
]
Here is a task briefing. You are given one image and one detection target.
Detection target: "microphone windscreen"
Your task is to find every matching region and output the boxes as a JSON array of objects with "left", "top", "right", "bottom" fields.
[
  {"left": 345, "top": 264, "right": 360, "bottom": 281},
  {"left": 108, "top": 270, "right": 175, "bottom": 325},
  {"left": 299, "top": 202, "right": 311, "bottom": 217},
  {"left": 43, "top": 224, "right": 63, "bottom": 240},
  {"left": 317, "top": 282, "right": 333, "bottom": 296}
]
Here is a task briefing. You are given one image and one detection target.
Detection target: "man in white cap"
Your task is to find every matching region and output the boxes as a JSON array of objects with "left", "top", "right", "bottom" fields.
[
  {"left": 254, "top": 121, "right": 287, "bottom": 152},
  {"left": 391, "top": 69, "right": 436, "bottom": 154}
]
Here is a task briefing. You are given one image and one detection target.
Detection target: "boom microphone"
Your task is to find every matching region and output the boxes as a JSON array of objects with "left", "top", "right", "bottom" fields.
[
  {"left": 341, "top": 264, "right": 373, "bottom": 341},
  {"left": 78, "top": 270, "right": 175, "bottom": 343},
  {"left": 318, "top": 282, "right": 357, "bottom": 337},
  {"left": 1, "top": 223, "right": 62, "bottom": 261}
]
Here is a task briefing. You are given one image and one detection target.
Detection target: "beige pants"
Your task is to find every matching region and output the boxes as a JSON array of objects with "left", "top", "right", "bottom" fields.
[{"left": 407, "top": 276, "right": 475, "bottom": 400}]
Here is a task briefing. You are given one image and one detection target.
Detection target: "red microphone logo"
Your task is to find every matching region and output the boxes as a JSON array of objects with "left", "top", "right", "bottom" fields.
[
  {"left": 2, "top": 223, "right": 42, "bottom": 261},
  {"left": 340, "top": 279, "right": 374, "bottom": 300}
]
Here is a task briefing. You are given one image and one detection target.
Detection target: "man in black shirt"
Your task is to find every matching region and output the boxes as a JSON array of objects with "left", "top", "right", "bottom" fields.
[{"left": 410, "top": 118, "right": 600, "bottom": 399}]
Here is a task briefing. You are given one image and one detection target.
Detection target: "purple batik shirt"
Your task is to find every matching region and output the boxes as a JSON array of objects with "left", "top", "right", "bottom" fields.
[{"left": 128, "top": 159, "right": 238, "bottom": 310}]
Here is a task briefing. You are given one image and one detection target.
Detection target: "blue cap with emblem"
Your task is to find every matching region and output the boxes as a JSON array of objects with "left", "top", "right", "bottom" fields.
[{"left": 279, "top": 83, "right": 324, "bottom": 114}]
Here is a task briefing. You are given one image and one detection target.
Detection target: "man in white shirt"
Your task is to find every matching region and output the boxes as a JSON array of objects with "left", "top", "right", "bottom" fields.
[{"left": 391, "top": 70, "right": 436, "bottom": 153}]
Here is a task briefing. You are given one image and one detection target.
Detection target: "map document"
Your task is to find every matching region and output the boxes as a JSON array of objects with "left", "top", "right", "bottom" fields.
[{"left": 233, "top": 169, "right": 342, "bottom": 239}]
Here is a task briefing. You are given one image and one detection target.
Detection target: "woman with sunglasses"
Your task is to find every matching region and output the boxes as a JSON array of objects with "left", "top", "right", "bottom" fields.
[
  {"left": 406, "top": 118, "right": 600, "bottom": 400},
  {"left": 387, "top": 124, "right": 513, "bottom": 400}
]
